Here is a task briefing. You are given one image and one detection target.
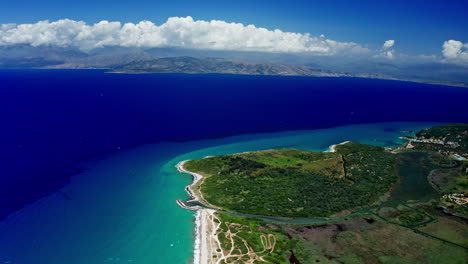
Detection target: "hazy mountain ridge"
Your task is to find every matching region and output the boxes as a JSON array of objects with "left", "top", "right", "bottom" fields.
[
  {"left": 44, "top": 51, "right": 154, "bottom": 69},
  {"left": 110, "top": 56, "right": 345, "bottom": 76},
  {"left": 0, "top": 45, "right": 467, "bottom": 87}
]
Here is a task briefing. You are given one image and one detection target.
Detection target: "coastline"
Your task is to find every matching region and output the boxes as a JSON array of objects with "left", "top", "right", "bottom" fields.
[
  {"left": 176, "top": 161, "right": 217, "bottom": 264},
  {"left": 175, "top": 136, "right": 435, "bottom": 263},
  {"left": 176, "top": 140, "right": 370, "bottom": 264},
  {"left": 325, "top": 141, "right": 351, "bottom": 152},
  {"left": 176, "top": 160, "right": 204, "bottom": 203},
  {"left": 31, "top": 68, "right": 468, "bottom": 88},
  {"left": 177, "top": 142, "right": 355, "bottom": 264}
]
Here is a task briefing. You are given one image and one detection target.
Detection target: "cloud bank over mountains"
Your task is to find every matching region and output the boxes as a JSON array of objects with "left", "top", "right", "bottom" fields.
[
  {"left": 0, "top": 17, "right": 466, "bottom": 65},
  {"left": 0, "top": 17, "right": 367, "bottom": 55}
]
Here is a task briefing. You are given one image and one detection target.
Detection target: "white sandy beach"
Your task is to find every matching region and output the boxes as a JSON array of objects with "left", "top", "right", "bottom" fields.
[
  {"left": 198, "top": 208, "right": 218, "bottom": 264},
  {"left": 325, "top": 141, "right": 350, "bottom": 152},
  {"left": 176, "top": 161, "right": 218, "bottom": 264},
  {"left": 176, "top": 160, "right": 203, "bottom": 201}
]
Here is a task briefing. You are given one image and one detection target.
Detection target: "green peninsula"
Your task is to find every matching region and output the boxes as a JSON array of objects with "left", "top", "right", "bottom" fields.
[
  {"left": 185, "top": 142, "right": 397, "bottom": 217},
  {"left": 181, "top": 124, "right": 468, "bottom": 264}
]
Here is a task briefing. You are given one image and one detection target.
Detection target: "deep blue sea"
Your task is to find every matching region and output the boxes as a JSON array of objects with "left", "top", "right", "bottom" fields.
[{"left": 0, "top": 69, "right": 467, "bottom": 263}]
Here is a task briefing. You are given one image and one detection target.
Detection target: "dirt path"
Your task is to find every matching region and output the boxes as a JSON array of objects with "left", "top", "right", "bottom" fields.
[{"left": 211, "top": 214, "right": 278, "bottom": 264}]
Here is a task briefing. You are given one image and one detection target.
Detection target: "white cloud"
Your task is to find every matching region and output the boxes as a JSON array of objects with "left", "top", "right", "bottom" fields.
[
  {"left": 442, "top": 39, "right": 468, "bottom": 64},
  {"left": 375, "top": 40, "right": 396, "bottom": 59},
  {"left": 384, "top": 50, "right": 394, "bottom": 59},
  {"left": 0, "top": 17, "right": 368, "bottom": 55},
  {"left": 383, "top": 40, "right": 395, "bottom": 49}
]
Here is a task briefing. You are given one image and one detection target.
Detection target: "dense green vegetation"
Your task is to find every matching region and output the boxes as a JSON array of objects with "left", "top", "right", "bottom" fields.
[
  {"left": 413, "top": 123, "right": 468, "bottom": 155},
  {"left": 187, "top": 124, "right": 468, "bottom": 263},
  {"left": 416, "top": 124, "right": 468, "bottom": 142},
  {"left": 185, "top": 142, "right": 397, "bottom": 217}
]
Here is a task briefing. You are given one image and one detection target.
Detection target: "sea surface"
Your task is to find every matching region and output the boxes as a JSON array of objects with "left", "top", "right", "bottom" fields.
[{"left": 0, "top": 70, "right": 467, "bottom": 263}]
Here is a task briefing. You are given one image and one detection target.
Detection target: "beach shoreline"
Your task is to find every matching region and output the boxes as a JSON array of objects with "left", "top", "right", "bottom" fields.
[
  {"left": 176, "top": 142, "right": 354, "bottom": 264},
  {"left": 325, "top": 141, "right": 351, "bottom": 152},
  {"left": 176, "top": 161, "right": 217, "bottom": 264},
  {"left": 176, "top": 160, "right": 203, "bottom": 202}
]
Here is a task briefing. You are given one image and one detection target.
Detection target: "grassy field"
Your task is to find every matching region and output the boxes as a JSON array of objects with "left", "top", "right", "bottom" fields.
[
  {"left": 417, "top": 215, "right": 468, "bottom": 248},
  {"left": 282, "top": 215, "right": 467, "bottom": 264}
]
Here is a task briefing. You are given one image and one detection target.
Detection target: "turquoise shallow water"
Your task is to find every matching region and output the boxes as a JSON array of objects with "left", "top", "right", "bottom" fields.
[{"left": 0, "top": 122, "right": 441, "bottom": 263}]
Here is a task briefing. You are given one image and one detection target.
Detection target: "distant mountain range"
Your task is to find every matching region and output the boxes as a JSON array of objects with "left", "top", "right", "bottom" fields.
[
  {"left": 110, "top": 56, "right": 372, "bottom": 77},
  {"left": 1, "top": 44, "right": 467, "bottom": 87}
]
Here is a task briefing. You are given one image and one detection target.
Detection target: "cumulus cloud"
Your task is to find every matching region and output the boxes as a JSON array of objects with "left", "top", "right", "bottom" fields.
[
  {"left": 0, "top": 17, "right": 368, "bottom": 55},
  {"left": 383, "top": 40, "right": 395, "bottom": 49},
  {"left": 377, "top": 39, "right": 395, "bottom": 59},
  {"left": 442, "top": 40, "right": 468, "bottom": 64}
]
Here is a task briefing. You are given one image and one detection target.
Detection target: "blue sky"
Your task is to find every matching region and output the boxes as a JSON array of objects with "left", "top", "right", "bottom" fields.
[{"left": 1, "top": 0, "right": 467, "bottom": 55}]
